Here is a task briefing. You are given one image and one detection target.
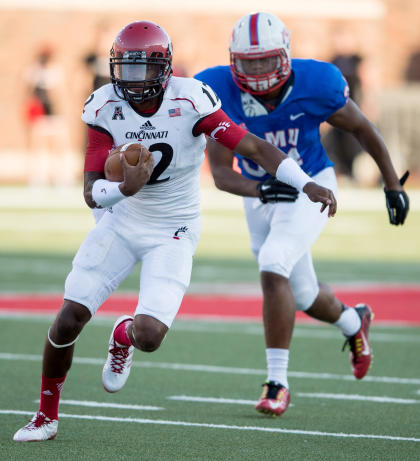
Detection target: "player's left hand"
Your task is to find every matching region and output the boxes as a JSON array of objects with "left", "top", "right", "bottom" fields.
[
  {"left": 303, "top": 182, "right": 337, "bottom": 217},
  {"left": 384, "top": 171, "right": 410, "bottom": 225}
]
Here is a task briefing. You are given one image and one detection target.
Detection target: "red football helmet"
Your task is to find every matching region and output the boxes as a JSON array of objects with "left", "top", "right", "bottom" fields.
[
  {"left": 110, "top": 21, "right": 173, "bottom": 103},
  {"left": 230, "top": 12, "right": 291, "bottom": 95}
]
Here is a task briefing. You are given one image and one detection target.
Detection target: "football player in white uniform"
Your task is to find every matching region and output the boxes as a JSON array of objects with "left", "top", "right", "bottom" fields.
[{"left": 13, "top": 20, "right": 336, "bottom": 441}]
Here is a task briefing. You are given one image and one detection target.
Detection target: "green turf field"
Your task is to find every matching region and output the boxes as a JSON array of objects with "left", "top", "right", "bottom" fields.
[
  {"left": 0, "top": 185, "right": 419, "bottom": 293},
  {"left": 1, "top": 315, "right": 419, "bottom": 460},
  {"left": 1, "top": 186, "right": 419, "bottom": 459}
]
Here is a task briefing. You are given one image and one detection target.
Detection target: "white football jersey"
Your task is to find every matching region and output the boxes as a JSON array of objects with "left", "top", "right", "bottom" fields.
[{"left": 82, "top": 77, "right": 221, "bottom": 223}]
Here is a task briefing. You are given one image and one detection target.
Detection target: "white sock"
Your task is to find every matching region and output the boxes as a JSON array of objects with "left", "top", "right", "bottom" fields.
[
  {"left": 266, "top": 348, "right": 289, "bottom": 389},
  {"left": 334, "top": 307, "right": 361, "bottom": 337}
]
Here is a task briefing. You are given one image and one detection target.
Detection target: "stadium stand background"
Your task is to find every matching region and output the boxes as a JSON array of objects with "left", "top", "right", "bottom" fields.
[{"left": 0, "top": 0, "right": 419, "bottom": 185}]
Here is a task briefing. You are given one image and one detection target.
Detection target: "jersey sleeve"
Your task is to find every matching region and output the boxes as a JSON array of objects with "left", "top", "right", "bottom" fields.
[
  {"left": 81, "top": 84, "right": 120, "bottom": 127},
  {"left": 84, "top": 125, "right": 114, "bottom": 172},
  {"left": 195, "top": 109, "right": 247, "bottom": 150},
  {"left": 305, "top": 62, "right": 349, "bottom": 121},
  {"left": 185, "top": 78, "right": 222, "bottom": 119},
  {"left": 81, "top": 91, "right": 99, "bottom": 125},
  {"left": 81, "top": 85, "right": 121, "bottom": 172},
  {"left": 194, "top": 66, "right": 233, "bottom": 110}
]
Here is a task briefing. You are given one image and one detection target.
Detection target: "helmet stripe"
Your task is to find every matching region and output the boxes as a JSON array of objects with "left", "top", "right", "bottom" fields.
[{"left": 249, "top": 12, "right": 259, "bottom": 46}]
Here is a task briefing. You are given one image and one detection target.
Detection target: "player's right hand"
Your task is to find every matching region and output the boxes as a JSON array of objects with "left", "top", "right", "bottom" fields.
[
  {"left": 119, "top": 149, "right": 154, "bottom": 196},
  {"left": 257, "top": 177, "right": 299, "bottom": 203},
  {"left": 303, "top": 182, "right": 337, "bottom": 217}
]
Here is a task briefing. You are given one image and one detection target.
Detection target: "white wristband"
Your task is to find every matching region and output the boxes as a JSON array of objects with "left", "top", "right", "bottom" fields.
[
  {"left": 92, "top": 179, "right": 125, "bottom": 208},
  {"left": 275, "top": 158, "right": 313, "bottom": 192}
]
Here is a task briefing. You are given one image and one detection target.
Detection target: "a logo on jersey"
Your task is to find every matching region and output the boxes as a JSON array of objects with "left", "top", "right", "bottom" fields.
[
  {"left": 139, "top": 120, "right": 155, "bottom": 130},
  {"left": 210, "top": 121, "right": 230, "bottom": 140},
  {"left": 112, "top": 106, "right": 125, "bottom": 120},
  {"left": 173, "top": 226, "right": 188, "bottom": 240},
  {"left": 242, "top": 98, "right": 259, "bottom": 117},
  {"left": 289, "top": 112, "right": 305, "bottom": 121},
  {"left": 168, "top": 108, "right": 181, "bottom": 117},
  {"left": 265, "top": 129, "right": 303, "bottom": 165},
  {"left": 241, "top": 92, "right": 267, "bottom": 117},
  {"left": 125, "top": 122, "right": 168, "bottom": 140}
]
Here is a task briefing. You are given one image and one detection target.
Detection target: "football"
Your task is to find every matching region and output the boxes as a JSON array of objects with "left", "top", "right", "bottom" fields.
[{"left": 104, "top": 143, "right": 151, "bottom": 182}]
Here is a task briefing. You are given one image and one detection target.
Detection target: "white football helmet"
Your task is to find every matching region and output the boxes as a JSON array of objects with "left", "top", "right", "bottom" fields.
[{"left": 229, "top": 12, "right": 291, "bottom": 95}]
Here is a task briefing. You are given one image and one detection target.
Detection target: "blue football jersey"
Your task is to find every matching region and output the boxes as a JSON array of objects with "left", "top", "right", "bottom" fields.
[{"left": 195, "top": 59, "right": 349, "bottom": 180}]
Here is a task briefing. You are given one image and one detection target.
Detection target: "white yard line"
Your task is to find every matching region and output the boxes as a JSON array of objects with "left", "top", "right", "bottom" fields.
[
  {"left": 169, "top": 396, "right": 257, "bottom": 405},
  {"left": 168, "top": 393, "right": 419, "bottom": 405},
  {"left": 1, "top": 311, "right": 419, "bottom": 341},
  {"left": 1, "top": 352, "right": 420, "bottom": 385},
  {"left": 34, "top": 399, "right": 163, "bottom": 411},
  {"left": 295, "top": 393, "right": 420, "bottom": 404},
  {"left": 2, "top": 409, "right": 419, "bottom": 442}
]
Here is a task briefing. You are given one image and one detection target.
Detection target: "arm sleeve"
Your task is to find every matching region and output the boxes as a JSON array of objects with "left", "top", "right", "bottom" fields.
[
  {"left": 83, "top": 125, "right": 114, "bottom": 172},
  {"left": 194, "top": 109, "right": 247, "bottom": 151}
]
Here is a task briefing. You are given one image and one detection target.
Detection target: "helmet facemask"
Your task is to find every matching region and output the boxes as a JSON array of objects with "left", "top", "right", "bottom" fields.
[
  {"left": 229, "top": 12, "right": 292, "bottom": 96},
  {"left": 230, "top": 49, "right": 290, "bottom": 95},
  {"left": 110, "top": 49, "right": 172, "bottom": 103},
  {"left": 109, "top": 21, "right": 173, "bottom": 104}
]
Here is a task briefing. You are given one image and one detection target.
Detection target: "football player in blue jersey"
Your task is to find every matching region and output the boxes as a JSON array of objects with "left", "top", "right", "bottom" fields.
[{"left": 195, "top": 12, "right": 409, "bottom": 417}]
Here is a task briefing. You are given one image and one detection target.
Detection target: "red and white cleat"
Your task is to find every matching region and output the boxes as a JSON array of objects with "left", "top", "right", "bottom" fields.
[
  {"left": 102, "top": 315, "right": 134, "bottom": 393},
  {"left": 255, "top": 381, "right": 290, "bottom": 417},
  {"left": 344, "top": 304, "right": 373, "bottom": 380},
  {"left": 13, "top": 411, "right": 58, "bottom": 442}
]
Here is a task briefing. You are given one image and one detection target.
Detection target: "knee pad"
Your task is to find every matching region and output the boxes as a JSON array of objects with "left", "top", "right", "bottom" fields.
[{"left": 293, "top": 284, "right": 319, "bottom": 311}]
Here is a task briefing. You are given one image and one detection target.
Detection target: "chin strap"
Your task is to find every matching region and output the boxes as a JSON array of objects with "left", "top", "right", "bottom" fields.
[{"left": 48, "top": 328, "right": 79, "bottom": 349}]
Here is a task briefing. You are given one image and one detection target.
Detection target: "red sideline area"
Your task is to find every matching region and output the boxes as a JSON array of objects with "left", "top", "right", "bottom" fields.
[{"left": 0, "top": 286, "right": 419, "bottom": 324}]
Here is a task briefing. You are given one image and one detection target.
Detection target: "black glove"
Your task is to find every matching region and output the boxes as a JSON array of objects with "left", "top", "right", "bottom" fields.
[
  {"left": 384, "top": 171, "right": 410, "bottom": 225},
  {"left": 257, "top": 177, "right": 299, "bottom": 203}
]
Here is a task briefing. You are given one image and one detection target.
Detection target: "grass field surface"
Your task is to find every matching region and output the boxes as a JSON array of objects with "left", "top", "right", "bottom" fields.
[
  {"left": 1, "top": 315, "right": 419, "bottom": 460},
  {"left": 0, "top": 185, "right": 419, "bottom": 459},
  {"left": 0, "top": 185, "right": 419, "bottom": 293}
]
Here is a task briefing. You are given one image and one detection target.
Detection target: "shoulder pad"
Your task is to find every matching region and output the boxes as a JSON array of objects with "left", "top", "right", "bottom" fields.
[
  {"left": 81, "top": 84, "right": 122, "bottom": 125},
  {"left": 167, "top": 77, "right": 222, "bottom": 118},
  {"left": 293, "top": 60, "right": 349, "bottom": 119}
]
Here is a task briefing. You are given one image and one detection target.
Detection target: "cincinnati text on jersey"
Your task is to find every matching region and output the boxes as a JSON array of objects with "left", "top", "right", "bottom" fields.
[{"left": 125, "top": 129, "right": 169, "bottom": 140}]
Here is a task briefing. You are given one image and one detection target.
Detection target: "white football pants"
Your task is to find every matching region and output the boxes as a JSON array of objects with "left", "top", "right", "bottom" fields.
[
  {"left": 243, "top": 167, "right": 337, "bottom": 310},
  {"left": 64, "top": 209, "right": 200, "bottom": 327}
]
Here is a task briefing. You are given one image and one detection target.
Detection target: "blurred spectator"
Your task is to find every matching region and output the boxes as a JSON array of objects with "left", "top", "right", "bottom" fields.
[
  {"left": 23, "top": 46, "right": 60, "bottom": 141},
  {"left": 377, "top": 49, "right": 420, "bottom": 177},
  {"left": 83, "top": 53, "right": 110, "bottom": 91},
  {"left": 23, "top": 45, "right": 71, "bottom": 186},
  {"left": 83, "top": 21, "right": 113, "bottom": 92},
  {"left": 322, "top": 29, "right": 365, "bottom": 181},
  {"left": 405, "top": 50, "right": 420, "bottom": 82},
  {"left": 323, "top": 52, "right": 364, "bottom": 180},
  {"left": 332, "top": 54, "right": 363, "bottom": 102},
  {"left": 80, "top": 21, "right": 114, "bottom": 155}
]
